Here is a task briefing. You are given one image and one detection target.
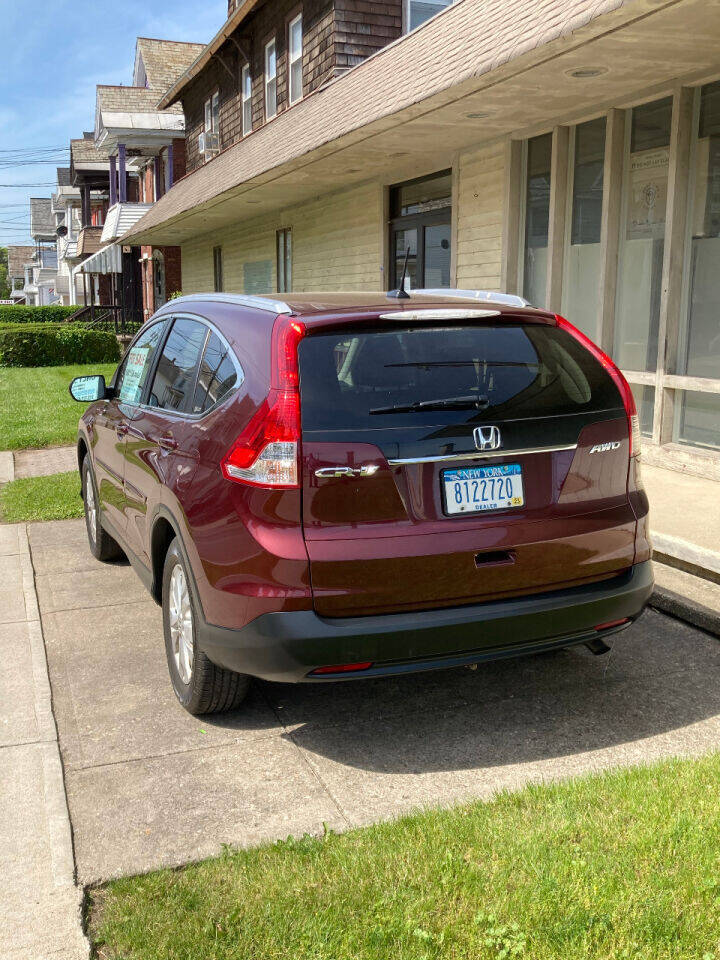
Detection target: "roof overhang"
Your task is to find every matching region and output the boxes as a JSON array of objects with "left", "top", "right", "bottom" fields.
[
  {"left": 95, "top": 113, "right": 185, "bottom": 155},
  {"left": 126, "top": 0, "right": 720, "bottom": 247},
  {"left": 158, "top": 0, "right": 261, "bottom": 108},
  {"left": 79, "top": 243, "right": 122, "bottom": 275}
]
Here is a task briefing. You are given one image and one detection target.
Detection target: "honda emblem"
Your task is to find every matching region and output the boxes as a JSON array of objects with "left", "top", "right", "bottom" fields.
[{"left": 473, "top": 425, "right": 502, "bottom": 451}]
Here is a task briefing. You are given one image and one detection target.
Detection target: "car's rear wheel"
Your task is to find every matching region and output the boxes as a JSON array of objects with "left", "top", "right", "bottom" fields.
[
  {"left": 82, "top": 457, "right": 123, "bottom": 562},
  {"left": 162, "top": 538, "right": 250, "bottom": 715}
]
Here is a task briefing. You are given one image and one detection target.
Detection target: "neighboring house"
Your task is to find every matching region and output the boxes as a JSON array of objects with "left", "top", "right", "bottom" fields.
[
  {"left": 91, "top": 37, "right": 204, "bottom": 319},
  {"left": 20, "top": 199, "right": 61, "bottom": 306},
  {"left": 123, "top": 0, "right": 720, "bottom": 476},
  {"left": 7, "top": 246, "right": 34, "bottom": 303},
  {"left": 51, "top": 166, "right": 100, "bottom": 306}
]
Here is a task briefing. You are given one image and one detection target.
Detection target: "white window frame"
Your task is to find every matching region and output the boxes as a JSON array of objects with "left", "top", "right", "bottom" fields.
[
  {"left": 241, "top": 64, "right": 252, "bottom": 136},
  {"left": 265, "top": 38, "right": 277, "bottom": 120},
  {"left": 204, "top": 90, "right": 219, "bottom": 134},
  {"left": 288, "top": 13, "right": 303, "bottom": 105},
  {"left": 403, "top": 0, "right": 454, "bottom": 34}
]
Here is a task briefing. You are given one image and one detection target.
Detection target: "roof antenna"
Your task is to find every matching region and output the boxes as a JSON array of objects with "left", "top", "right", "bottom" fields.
[{"left": 387, "top": 247, "right": 411, "bottom": 299}]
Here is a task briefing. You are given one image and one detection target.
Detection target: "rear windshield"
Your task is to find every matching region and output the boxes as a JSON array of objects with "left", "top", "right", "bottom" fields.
[{"left": 299, "top": 323, "right": 622, "bottom": 431}]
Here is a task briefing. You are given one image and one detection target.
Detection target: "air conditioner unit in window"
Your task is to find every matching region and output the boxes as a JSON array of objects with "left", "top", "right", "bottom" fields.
[{"left": 198, "top": 131, "right": 220, "bottom": 159}]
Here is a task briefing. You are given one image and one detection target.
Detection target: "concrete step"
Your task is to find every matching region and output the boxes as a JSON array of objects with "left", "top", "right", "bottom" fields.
[{"left": 651, "top": 561, "right": 720, "bottom": 638}]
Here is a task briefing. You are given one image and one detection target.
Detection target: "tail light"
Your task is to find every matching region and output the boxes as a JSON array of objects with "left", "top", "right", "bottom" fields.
[
  {"left": 221, "top": 316, "right": 306, "bottom": 487},
  {"left": 555, "top": 315, "right": 640, "bottom": 458}
]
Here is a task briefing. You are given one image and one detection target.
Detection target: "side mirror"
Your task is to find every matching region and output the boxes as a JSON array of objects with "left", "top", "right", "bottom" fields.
[{"left": 69, "top": 374, "right": 107, "bottom": 403}]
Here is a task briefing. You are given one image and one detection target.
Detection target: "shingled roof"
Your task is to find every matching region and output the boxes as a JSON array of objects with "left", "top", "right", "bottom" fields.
[
  {"left": 135, "top": 38, "right": 205, "bottom": 95},
  {"left": 30, "top": 198, "right": 55, "bottom": 240},
  {"left": 8, "top": 246, "right": 34, "bottom": 278},
  {"left": 71, "top": 134, "right": 107, "bottom": 166},
  {"left": 96, "top": 83, "right": 183, "bottom": 118}
]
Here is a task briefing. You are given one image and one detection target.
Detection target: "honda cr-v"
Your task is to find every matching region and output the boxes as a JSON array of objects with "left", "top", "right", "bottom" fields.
[{"left": 70, "top": 292, "right": 652, "bottom": 714}]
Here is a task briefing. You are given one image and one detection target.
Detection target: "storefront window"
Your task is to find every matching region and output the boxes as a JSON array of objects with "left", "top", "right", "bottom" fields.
[
  {"left": 562, "top": 117, "right": 606, "bottom": 337},
  {"left": 675, "top": 390, "right": 720, "bottom": 450},
  {"left": 390, "top": 171, "right": 451, "bottom": 290},
  {"left": 522, "top": 133, "right": 552, "bottom": 308},
  {"left": 677, "top": 81, "right": 720, "bottom": 382},
  {"left": 614, "top": 97, "right": 673, "bottom": 372}
]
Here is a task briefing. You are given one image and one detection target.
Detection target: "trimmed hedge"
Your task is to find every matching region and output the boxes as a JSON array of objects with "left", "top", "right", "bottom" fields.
[
  {"left": 0, "top": 305, "right": 80, "bottom": 324},
  {"left": 0, "top": 323, "right": 120, "bottom": 367}
]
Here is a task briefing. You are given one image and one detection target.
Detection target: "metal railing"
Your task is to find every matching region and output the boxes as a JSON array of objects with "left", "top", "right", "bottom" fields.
[{"left": 64, "top": 303, "right": 142, "bottom": 336}]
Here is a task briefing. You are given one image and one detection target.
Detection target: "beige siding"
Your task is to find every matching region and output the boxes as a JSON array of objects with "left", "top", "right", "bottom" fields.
[
  {"left": 180, "top": 182, "right": 383, "bottom": 294},
  {"left": 455, "top": 141, "right": 506, "bottom": 291}
]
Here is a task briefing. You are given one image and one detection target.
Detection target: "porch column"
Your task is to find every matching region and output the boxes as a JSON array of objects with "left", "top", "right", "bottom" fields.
[
  {"left": 109, "top": 155, "right": 117, "bottom": 206},
  {"left": 166, "top": 142, "right": 174, "bottom": 189},
  {"left": 118, "top": 143, "right": 127, "bottom": 203},
  {"left": 80, "top": 185, "right": 91, "bottom": 228},
  {"left": 153, "top": 156, "right": 162, "bottom": 200}
]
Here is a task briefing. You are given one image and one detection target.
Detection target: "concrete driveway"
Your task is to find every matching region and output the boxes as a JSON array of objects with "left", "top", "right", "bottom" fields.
[{"left": 29, "top": 519, "right": 720, "bottom": 884}]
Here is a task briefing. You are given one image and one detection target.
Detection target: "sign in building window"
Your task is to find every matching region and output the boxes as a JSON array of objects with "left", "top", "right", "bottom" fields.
[{"left": 277, "top": 228, "right": 292, "bottom": 292}]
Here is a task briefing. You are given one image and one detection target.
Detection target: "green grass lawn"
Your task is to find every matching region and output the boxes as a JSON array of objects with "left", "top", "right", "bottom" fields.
[
  {"left": 0, "top": 471, "right": 83, "bottom": 523},
  {"left": 91, "top": 754, "right": 720, "bottom": 960},
  {"left": 0, "top": 363, "right": 117, "bottom": 450}
]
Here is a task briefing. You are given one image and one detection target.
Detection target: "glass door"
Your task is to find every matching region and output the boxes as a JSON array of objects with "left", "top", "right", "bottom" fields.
[{"left": 390, "top": 171, "right": 451, "bottom": 290}]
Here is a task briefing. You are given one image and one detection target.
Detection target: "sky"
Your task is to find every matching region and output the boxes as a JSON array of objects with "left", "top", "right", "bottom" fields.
[{"left": 0, "top": 0, "right": 225, "bottom": 249}]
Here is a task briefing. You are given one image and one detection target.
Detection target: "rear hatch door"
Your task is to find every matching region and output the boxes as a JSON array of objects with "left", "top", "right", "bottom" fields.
[{"left": 299, "top": 313, "right": 635, "bottom": 617}]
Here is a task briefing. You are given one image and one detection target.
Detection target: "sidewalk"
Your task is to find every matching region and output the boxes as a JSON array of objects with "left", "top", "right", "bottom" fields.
[
  {"left": 0, "top": 524, "right": 88, "bottom": 960},
  {"left": 643, "top": 462, "right": 720, "bottom": 633}
]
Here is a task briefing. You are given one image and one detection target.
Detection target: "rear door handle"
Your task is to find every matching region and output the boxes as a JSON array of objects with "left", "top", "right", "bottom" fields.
[{"left": 157, "top": 435, "right": 178, "bottom": 451}]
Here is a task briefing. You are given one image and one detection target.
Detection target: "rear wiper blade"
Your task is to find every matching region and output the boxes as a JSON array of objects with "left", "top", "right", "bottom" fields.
[{"left": 370, "top": 395, "right": 489, "bottom": 415}]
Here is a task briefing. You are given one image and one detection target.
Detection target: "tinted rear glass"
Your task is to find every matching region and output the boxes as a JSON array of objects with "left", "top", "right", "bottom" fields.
[{"left": 299, "top": 323, "right": 622, "bottom": 431}]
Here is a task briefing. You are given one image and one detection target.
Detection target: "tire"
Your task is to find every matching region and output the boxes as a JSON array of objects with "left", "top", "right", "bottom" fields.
[
  {"left": 162, "top": 538, "right": 250, "bottom": 715},
  {"left": 82, "top": 457, "right": 123, "bottom": 562}
]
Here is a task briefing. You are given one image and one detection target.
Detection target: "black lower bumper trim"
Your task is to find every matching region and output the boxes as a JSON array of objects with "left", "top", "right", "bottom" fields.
[{"left": 197, "top": 561, "right": 653, "bottom": 683}]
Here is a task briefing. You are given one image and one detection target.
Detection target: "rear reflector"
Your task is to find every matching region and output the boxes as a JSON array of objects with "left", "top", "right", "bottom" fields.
[
  {"left": 555, "top": 315, "right": 640, "bottom": 458},
  {"left": 594, "top": 618, "right": 630, "bottom": 631},
  {"left": 310, "top": 661, "right": 373, "bottom": 675}
]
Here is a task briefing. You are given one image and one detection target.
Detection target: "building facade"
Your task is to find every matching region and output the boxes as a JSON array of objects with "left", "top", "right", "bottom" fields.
[{"left": 125, "top": 0, "right": 720, "bottom": 477}]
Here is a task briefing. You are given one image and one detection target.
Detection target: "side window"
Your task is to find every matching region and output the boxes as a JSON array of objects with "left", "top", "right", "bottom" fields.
[
  {"left": 192, "top": 331, "right": 243, "bottom": 414},
  {"left": 117, "top": 321, "right": 167, "bottom": 405},
  {"left": 148, "top": 317, "right": 207, "bottom": 412}
]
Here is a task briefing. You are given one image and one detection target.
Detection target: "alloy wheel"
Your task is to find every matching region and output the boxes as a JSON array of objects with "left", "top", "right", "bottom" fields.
[
  {"left": 169, "top": 563, "right": 194, "bottom": 684},
  {"left": 84, "top": 470, "right": 96, "bottom": 546}
]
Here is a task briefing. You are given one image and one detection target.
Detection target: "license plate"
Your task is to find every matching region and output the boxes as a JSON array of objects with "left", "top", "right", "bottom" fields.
[{"left": 442, "top": 463, "right": 524, "bottom": 515}]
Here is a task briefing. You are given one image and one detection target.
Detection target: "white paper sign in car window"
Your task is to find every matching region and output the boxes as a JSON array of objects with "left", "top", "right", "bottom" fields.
[{"left": 119, "top": 345, "right": 151, "bottom": 405}]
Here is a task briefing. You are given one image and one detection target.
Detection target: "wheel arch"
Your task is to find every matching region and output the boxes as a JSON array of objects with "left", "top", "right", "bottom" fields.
[{"left": 149, "top": 506, "right": 205, "bottom": 617}]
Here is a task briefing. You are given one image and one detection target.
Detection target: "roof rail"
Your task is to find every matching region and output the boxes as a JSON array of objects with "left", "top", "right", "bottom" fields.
[
  {"left": 165, "top": 293, "right": 293, "bottom": 315},
  {"left": 415, "top": 288, "right": 531, "bottom": 308}
]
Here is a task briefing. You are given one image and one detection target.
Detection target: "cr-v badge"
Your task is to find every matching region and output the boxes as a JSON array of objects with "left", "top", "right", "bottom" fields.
[
  {"left": 474, "top": 425, "right": 502, "bottom": 451},
  {"left": 589, "top": 441, "right": 621, "bottom": 453},
  {"left": 315, "top": 465, "right": 380, "bottom": 478}
]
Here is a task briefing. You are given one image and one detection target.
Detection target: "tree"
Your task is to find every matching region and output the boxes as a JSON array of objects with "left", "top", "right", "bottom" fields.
[{"left": 0, "top": 248, "right": 9, "bottom": 300}]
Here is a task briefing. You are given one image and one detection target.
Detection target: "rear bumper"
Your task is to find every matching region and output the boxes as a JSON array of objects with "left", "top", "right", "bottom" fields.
[{"left": 198, "top": 560, "right": 653, "bottom": 683}]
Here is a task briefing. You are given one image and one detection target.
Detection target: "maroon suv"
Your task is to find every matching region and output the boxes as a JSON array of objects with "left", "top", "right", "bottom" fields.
[{"left": 70, "top": 292, "right": 652, "bottom": 714}]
